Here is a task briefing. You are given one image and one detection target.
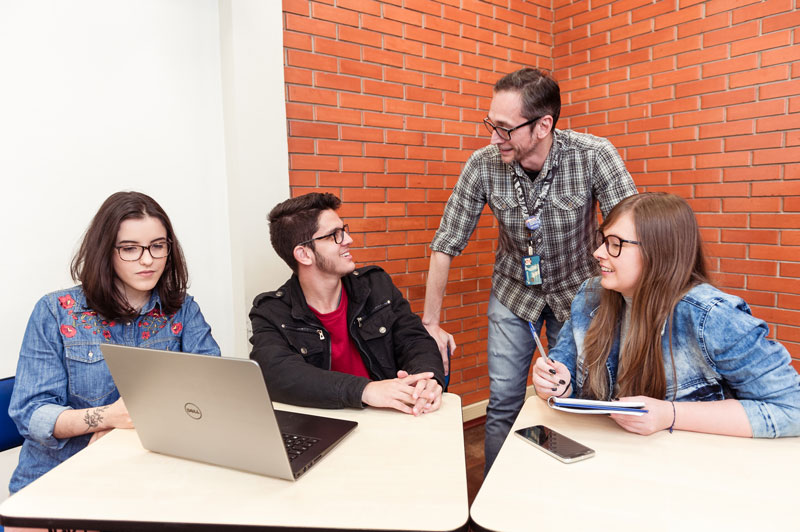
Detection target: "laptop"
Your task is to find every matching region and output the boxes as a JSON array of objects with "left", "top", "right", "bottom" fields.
[{"left": 101, "top": 344, "right": 357, "bottom": 480}]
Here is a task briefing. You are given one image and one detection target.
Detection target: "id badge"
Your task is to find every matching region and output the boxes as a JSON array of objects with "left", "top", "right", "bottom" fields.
[{"left": 522, "top": 255, "right": 542, "bottom": 286}]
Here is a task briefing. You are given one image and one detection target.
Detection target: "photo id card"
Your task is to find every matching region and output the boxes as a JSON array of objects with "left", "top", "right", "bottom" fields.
[{"left": 522, "top": 255, "right": 542, "bottom": 286}]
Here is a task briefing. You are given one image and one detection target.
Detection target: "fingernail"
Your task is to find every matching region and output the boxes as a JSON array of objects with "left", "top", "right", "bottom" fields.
[
  {"left": 559, "top": 379, "right": 565, "bottom": 385},
  {"left": 548, "top": 369, "right": 556, "bottom": 375},
  {"left": 551, "top": 387, "right": 557, "bottom": 391}
]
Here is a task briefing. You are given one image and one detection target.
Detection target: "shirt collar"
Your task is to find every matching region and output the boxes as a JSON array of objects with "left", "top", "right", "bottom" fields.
[
  {"left": 139, "top": 291, "right": 163, "bottom": 315},
  {"left": 72, "top": 289, "right": 90, "bottom": 312}
]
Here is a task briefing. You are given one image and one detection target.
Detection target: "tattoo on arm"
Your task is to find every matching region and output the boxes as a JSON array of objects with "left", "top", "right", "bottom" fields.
[{"left": 83, "top": 405, "right": 110, "bottom": 432}]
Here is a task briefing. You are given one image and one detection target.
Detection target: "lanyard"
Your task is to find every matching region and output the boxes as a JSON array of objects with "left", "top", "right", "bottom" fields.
[{"left": 512, "top": 169, "right": 554, "bottom": 255}]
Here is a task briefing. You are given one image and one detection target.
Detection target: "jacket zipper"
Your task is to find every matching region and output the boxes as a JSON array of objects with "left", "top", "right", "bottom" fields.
[
  {"left": 349, "top": 298, "right": 385, "bottom": 378},
  {"left": 280, "top": 323, "right": 325, "bottom": 340},
  {"left": 356, "top": 299, "right": 392, "bottom": 327}
]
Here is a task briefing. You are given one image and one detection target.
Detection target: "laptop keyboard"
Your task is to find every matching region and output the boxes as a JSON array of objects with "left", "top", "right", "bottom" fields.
[{"left": 282, "top": 433, "right": 319, "bottom": 461}]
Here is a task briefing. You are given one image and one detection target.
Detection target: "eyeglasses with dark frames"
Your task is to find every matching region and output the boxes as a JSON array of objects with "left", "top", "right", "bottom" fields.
[
  {"left": 595, "top": 231, "right": 640, "bottom": 258},
  {"left": 483, "top": 116, "right": 542, "bottom": 141},
  {"left": 115, "top": 241, "right": 171, "bottom": 262},
  {"left": 298, "top": 224, "right": 350, "bottom": 247}
]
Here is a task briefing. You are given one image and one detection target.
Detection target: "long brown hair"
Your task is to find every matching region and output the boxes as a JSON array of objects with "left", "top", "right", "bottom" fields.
[
  {"left": 580, "top": 193, "right": 710, "bottom": 400},
  {"left": 70, "top": 191, "right": 188, "bottom": 320}
]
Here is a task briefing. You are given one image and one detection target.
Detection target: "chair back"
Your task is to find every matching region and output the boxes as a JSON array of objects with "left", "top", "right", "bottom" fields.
[{"left": 0, "top": 377, "right": 23, "bottom": 452}]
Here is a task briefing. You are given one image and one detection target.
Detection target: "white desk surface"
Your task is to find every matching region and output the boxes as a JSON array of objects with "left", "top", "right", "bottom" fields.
[
  {"left": 471, "top": 396, "right": 800, "bottom": 532},
  {"left": 1, "top": 393, "right": 468, "bottom": 531}
]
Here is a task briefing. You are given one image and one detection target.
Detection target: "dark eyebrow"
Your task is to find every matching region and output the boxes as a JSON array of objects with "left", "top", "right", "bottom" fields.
[{"left": 116, "top": 237, "right": 168, "bottom": 246}]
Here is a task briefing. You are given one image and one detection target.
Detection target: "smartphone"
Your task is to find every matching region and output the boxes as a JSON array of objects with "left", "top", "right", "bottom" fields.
[{"left": 515, "top": 425, "right": 595, "bottom": 463}]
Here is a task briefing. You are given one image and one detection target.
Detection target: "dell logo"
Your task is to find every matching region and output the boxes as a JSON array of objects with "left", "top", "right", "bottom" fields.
[{"left": 184, "top": 402, "right": 202, "bottom": 420}]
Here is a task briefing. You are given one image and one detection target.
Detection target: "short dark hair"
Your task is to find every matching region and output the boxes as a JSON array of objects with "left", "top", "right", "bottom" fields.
[
  {"left": 268, "top": 193, "right": 342, "bottom": 273},
  {"left": 494, "top": 68, "right": 561, "bottom": 130},
  {"left": 70, "top": 191, "right": 188, "bottom": 320}
]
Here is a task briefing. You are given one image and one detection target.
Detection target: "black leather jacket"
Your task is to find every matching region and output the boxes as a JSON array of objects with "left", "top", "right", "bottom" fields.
[{"left": 249, "top": 266, "right": 445, "bottom": 409}]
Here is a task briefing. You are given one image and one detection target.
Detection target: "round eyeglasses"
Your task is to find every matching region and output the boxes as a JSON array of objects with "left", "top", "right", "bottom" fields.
[
  {"left": 595, "top": 231, "right": 640, "bottom": 258},
  {"left": 298, "top": 224, "right": 350, "bottom": 247},
  {"left": 483, "top": 116, "right": 542, "bottom": 141},
  {"left": 115, "top": 241, "right": 171, "bottom": 262}
]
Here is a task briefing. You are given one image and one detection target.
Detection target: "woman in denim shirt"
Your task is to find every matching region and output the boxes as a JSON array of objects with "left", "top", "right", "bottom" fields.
[
  {"left": 9, "top": 192, "right": 220, "bottom": 493},
  {"left": 534, "top": 193, "right": 800, "bottom": 438}
]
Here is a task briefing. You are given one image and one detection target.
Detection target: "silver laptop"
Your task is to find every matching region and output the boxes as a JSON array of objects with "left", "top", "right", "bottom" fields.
[{"left": 101, "top": 344, "right": 357, "bottom": 480}]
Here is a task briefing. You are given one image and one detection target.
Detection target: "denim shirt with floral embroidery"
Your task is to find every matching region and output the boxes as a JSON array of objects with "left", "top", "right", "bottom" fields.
[
  {"left": 549, "top": 278, "right": 800, "bottom": 438},
  {"left": 9, "top": 286, "right": 220, "bottom": 493}
]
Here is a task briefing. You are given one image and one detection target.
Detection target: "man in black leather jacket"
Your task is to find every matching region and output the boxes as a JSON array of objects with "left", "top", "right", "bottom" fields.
[{"left": 249, "top": 193, "right": 444, "bottom": 415}]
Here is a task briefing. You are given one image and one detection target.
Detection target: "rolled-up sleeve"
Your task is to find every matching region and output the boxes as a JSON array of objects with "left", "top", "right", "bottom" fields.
[
  {"left": 430, "top": 152, "right": 488, "bottom": 257},
  {"left": 592, "top": 138, "right": 637, "bottom": 218},
  {"left": 27, "top": 403, "right": 71, "bottom": 448}
]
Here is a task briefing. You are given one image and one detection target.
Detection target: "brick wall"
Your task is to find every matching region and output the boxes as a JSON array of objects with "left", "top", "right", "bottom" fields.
[
  {"left": 553, "top": 0, "right": 800, "bottom": 374},
  {"left": 282, "top": 0, "right": 800, "bottom": 406}
]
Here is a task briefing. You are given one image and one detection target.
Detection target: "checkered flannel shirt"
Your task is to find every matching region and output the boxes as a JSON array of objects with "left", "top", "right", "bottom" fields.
[{"left": 431, "top": 129, "right": 637, "bottom": 323}]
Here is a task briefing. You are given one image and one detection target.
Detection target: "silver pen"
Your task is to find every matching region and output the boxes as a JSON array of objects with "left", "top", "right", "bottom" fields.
[{"left": 528, "top": 321, "right": 549, "bottom": 362}]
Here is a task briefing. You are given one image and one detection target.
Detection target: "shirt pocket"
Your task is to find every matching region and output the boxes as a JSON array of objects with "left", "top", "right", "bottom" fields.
[
  {"left": 548, "top": 193, "right": 591, "bottom": 240},
  {"left": 550, "top": 193, "right": 589, "bottom": 211},
  {"left": 488, "top": 194, "right": 521, "bottom": 226},
  {"left": 64, "top": 344, "right": 117, "bottom": 404},
  {"left": 489, "top": 194, "right": 527, "bottom": 262}
]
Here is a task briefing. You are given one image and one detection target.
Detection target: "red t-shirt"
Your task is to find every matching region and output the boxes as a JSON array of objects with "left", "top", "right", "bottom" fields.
[{"left": 309, "top": 288, "right": 370, "bottom": 379}]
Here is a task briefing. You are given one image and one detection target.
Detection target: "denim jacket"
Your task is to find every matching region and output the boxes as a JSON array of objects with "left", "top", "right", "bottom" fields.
[
  {"left": 9, "top": 286, "right": 220, "bottom": 493},
  {"left": 550, "top": 278, "right": 800, "bottom": 438}
]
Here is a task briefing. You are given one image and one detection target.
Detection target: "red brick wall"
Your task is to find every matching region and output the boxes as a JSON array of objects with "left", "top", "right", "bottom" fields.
[
  {"left": 553, "top": 0, "right": 800, "bottom": 373},
  {"left": 282, "top": 0, "right": 800, "bottom": 406}
]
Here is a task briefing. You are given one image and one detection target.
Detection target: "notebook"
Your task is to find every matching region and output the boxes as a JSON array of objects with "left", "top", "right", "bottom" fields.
[
  {"left": 547, "top": 396, "right": 648, "bottom": 415},
  {"left": 100, "top": 344, "right": 357, "bottom": 480}
]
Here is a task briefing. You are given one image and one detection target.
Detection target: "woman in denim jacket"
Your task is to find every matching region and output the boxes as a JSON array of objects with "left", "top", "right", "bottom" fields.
[
  {"left": 9, "top": 192, "right": 220, "bottom": 493},
  {"left": 534, "top": 193, "right": 800, "bottom": 438}
]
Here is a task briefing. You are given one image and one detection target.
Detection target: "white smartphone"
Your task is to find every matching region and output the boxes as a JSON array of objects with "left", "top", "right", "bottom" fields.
[{"left": 515, "top": 425, "right": 595, "bottom": 463}]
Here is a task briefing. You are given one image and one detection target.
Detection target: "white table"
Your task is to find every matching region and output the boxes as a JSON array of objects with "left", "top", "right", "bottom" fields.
[
  {"left": 470, "top": 396, "right": 800, "bottom": 532},
  {"left": 1, "top": 394, "right": 468, "bottom": 531}
]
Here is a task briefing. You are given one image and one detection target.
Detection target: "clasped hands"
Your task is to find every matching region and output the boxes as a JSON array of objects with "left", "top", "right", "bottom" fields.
[{"left": 361, "top": 370, "right": 442, "bottom": 416}]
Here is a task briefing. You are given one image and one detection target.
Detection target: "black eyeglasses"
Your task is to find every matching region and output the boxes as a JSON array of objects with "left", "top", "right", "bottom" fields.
[
  {"left": 483, "top": 116, "right": 542, "bottom": 141},
  {"left": 595, "top": 231, "right": 640, "bottom": 258},
  {"left": 298, "top": 224, "right": 350, "bottom": 247},
  {"left": 115, "top": 241, "right": 171, "bottom": 262}
]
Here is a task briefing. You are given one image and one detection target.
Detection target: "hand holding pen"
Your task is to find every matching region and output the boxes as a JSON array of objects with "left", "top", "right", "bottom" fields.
[{"left": 529, "top": 321, "right": 572, "bottom": 399}]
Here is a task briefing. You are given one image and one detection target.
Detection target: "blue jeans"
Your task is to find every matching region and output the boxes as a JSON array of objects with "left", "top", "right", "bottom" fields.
[{"left": 484, "top": 293, "right": 563, "bottom": 475}]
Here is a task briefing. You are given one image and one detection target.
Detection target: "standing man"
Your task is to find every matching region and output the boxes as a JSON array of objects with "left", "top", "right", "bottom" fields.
[
  {"left": 250, "top": 192, "right": 444, "bottom": 416},
  {"left": 423, "top": 68, "right": 637, "bottom": 472}
]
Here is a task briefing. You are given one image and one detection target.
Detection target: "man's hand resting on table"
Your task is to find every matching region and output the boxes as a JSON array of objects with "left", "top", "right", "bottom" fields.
[{"left": 362, "top": 370, "right": 442, "bottom": 416}]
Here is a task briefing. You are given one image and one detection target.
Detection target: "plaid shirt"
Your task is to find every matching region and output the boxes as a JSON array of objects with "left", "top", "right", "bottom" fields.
[{"left": 431, "top": 129, "right": 637, "bottom": 323}]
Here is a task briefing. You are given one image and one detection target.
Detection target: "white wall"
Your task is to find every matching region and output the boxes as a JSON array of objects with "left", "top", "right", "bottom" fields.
[
  {"left": 0, "top": 0, "right": 289, "bottom": 499},
  {"left": 219, "top": 0, "right": 293, "bottom": 356}
]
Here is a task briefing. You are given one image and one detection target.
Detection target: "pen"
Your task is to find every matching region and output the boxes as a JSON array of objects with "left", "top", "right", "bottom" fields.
[{"left": 528, "top": 321, "right": 549, "bottom": 362}]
